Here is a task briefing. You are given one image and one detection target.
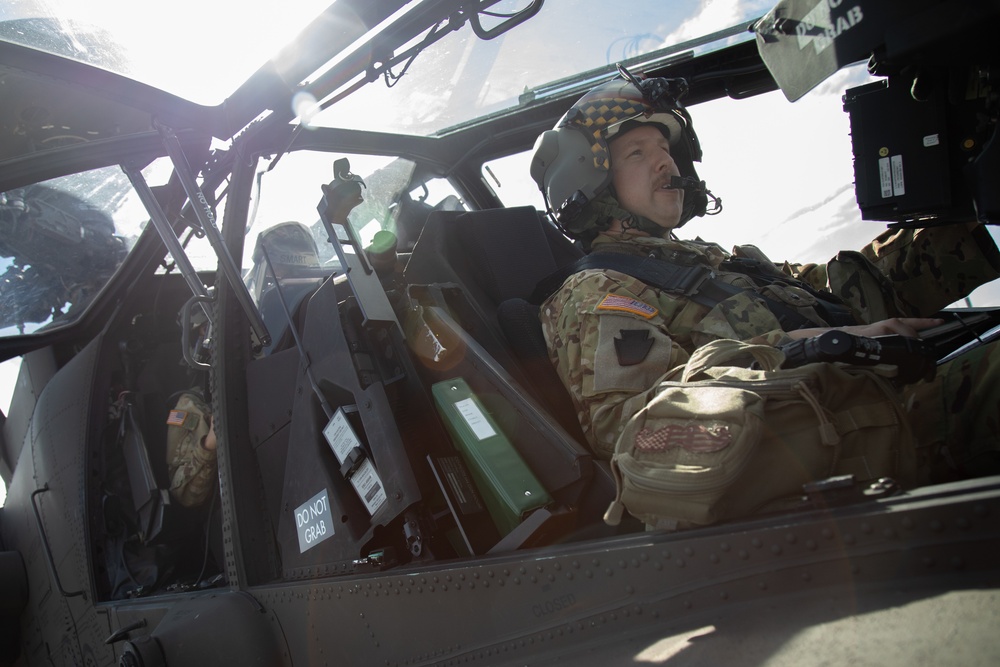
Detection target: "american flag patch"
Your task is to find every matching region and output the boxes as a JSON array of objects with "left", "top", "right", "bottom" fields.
[
  {"left": 166, "top": 410, "right": 188, "bottom": 427},
  {"left": 635, "top": 425, "right": 732, "bottom": 453},
  {"left": 597, "top": 294, "right": 658, "bottom": 319}
]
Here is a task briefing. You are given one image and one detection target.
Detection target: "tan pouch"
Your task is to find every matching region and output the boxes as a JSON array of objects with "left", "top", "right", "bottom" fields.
[{"left": 606, "top": 339, "right": 913, "bottom": 528}]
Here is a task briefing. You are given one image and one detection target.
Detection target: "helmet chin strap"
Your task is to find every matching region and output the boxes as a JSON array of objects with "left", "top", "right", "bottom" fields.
[
  {"left": 572, "top": 191, "right": 687, "bottom": 250},
  {"left": 618, "top": 210, "right": 673, "bottom": 238},
  {"left": 602, "top": 187, "right": 676, "bottom": 239}
]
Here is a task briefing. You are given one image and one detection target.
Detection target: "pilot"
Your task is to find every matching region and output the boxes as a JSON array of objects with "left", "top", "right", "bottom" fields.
[
  {"left": 245, "top": 221, "right": 325, "bottom": 355},
  {"left": 166, "top": 390, "right": 217, "bottom": 508},
  {"left": 530, "top": 72, "right": 1000, "bottom": 484},
  {"left": 245, "top": 221, "right": 323, "bottom": 304}
]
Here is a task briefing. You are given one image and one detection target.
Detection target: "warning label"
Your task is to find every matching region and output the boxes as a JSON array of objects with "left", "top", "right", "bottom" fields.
[
  {"left": 294, "top": 489, "right": 334, "bottom": 553},
  {"left": 323, "top": 408, "right": 362, "bottom": 463},
  {"left": 890, "top": 155, "right": 905, "bottom": 196},
  {"left": 322, "top": 408, "right": 387, "bottom": 517},
  {"left": 350, "top": 459, "right": 386, "bottom": 516},
  {"left": 455, "top": 398, "right": 496, "bottom": 441},
  {"left": 879, "top": 157, "right": 893, "bottom": 198}
]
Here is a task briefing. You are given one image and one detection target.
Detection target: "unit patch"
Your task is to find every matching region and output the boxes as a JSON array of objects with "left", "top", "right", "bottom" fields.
[
  {"left": 597, "top": 293, "right": 658, "bottom": 319},
  {"left": 614, "top": 329, "right": 654, "bottom": 366}
]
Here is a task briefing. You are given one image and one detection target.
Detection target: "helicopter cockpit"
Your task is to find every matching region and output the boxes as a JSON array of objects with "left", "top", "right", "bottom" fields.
[
  {"left": 1, "top": 2, "right": 999, "bottom": 666},
  {"left": 9, "top": 0, "right": 996, "bottom": 602}
]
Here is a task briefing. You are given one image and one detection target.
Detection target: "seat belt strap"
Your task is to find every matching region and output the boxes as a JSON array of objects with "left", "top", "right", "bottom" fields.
[{"left": 530, "top": 252, "right": 831, "bottom": 331}]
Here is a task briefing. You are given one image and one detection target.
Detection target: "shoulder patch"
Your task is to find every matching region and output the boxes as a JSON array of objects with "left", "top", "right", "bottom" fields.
[
  {"left": 167, "top": 409, "right": 188, "bottom": 427},
  {"left": 596, "top": 293, "right": 658, "bottom": 319}
]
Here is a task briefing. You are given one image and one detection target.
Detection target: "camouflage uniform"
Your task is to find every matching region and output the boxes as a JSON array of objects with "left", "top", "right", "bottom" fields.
[
  {"left": 166, "top": 392, "right": 217, "bottom": 508},
  {"left": 541, "top": 223, "right": 1000, "bottom": 481}
]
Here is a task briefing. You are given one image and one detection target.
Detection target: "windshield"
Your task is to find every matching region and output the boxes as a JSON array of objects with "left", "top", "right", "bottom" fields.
[
  {"left": 312, "top": 0, "right": 771, "bottom": 136},
  {"left": 0, "top": 158, "right": 220, "bottom": 337},
  {"left": 0, "top": 0, "right": 331, "bottom": 105},
  {"left": 4, "top": 0, "right": 997, "bottom": 345},
  {"left": 243, "top": 151, "right": 466, "bottom": 273}
]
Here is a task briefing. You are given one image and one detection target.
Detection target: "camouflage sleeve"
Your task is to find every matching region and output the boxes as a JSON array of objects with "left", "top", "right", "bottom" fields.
[
  {"left": 541, "top": 270, "right": 691, "bottom": 458},
  {"left": 784, "top": 262, "right": 828, "bottom": 293},
  {"left": 860, "top": 223, "right": 1000, "bottom": 316},
  {"left": 166, "top": 392, "right": 217, "bottom": 508},
  {"left": 689, "top": 289, "right": 805, "bottom": 346},
  {"left": 783, "top": 224, "right": 1000, "bottom": 321}
]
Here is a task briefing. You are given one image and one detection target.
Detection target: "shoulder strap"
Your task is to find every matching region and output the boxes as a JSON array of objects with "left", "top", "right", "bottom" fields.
[
  {"left": 719, "top": 256, "right": 855, "bottom": 326},
  {"left": 531, "top": 251, "right": 841, "bottom": 331}
]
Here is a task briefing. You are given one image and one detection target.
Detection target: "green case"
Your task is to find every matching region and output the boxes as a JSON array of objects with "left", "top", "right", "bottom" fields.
[{"left": 432, "top": 378, "right": 551, "bottom": 535}]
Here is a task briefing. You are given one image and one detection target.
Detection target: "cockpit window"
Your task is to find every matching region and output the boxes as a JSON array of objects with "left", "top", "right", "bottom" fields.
[
  {"left": 244, "top": 151, "right": 467, "bottom": 280},
  {"left": 482, "top": 152, "right": 546, "bottom": 211},
  {"left": 0, "top": 158, "right": 206, "bottom": 337},
  {"left": 0, "top": 1, "right": 331, "bottom": 106},
  {"left": 309, "top": 0, "right": 770, "bottom": 137}
]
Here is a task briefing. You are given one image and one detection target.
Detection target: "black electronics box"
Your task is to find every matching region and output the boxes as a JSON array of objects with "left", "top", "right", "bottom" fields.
[{"left": 843, "top": 78, "right": 963, "bottom": 224}]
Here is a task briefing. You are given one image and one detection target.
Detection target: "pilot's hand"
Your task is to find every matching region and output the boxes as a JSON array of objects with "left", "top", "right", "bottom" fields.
[
  {"left": 201, "top": 419, "right": 217, "bottom": 452},
  {"left": 786, "top": 317, "right": 944, "bottom": 341}
]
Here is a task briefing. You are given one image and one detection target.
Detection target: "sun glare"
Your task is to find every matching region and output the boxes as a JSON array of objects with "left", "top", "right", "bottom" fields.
[
  {"left": 30, "top": 0, "right": 331, "bottom": 105},
  {"left": 635, "top": 625, "right": 718, "bottom": 662}
]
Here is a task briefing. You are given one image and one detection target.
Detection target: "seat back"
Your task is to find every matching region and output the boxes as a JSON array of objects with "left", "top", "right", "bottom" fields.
[
  {"left": 256, "top": 274, "right": 329, "bottom": 355},
  {"left": 404, "top": 206, "right": 581, "bottom": 326},
  {"left": 404, "top": 206, "right": 588, "bottom": 445},
  {"left": 401, "top": 206, "right": 630, "bottom": 538}
]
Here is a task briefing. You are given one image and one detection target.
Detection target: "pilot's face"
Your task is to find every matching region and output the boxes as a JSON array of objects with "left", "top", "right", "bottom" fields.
[{"left": 609, "top": 124, "right": 683, "bottom": 232}]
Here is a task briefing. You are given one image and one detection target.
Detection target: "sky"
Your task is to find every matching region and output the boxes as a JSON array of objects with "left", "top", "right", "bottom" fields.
[{"left": 0, "top": 0, "right": 333, "bottom": 105}]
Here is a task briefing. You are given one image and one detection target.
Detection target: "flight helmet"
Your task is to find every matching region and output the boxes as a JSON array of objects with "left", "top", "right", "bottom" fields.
[
  {"left": 530, "top": 65, "right": 710, "bottom": 244},
  {"left": 246, "top": 221, "right": 321, "bottom": 302}
]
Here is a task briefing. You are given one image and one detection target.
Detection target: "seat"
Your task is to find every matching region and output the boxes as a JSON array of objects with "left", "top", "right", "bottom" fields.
[
  {"left": 403, "top": 206, "right": 586, "bottom": 442},
  {"left": 401, "top": 207, "right": 629, "bottom": 539},
  {"left": 256, "top": 272, "right": 329, "bottom": 355},
  {"left": 404, "top": 206, "right": 582, "bottom": 331}
]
